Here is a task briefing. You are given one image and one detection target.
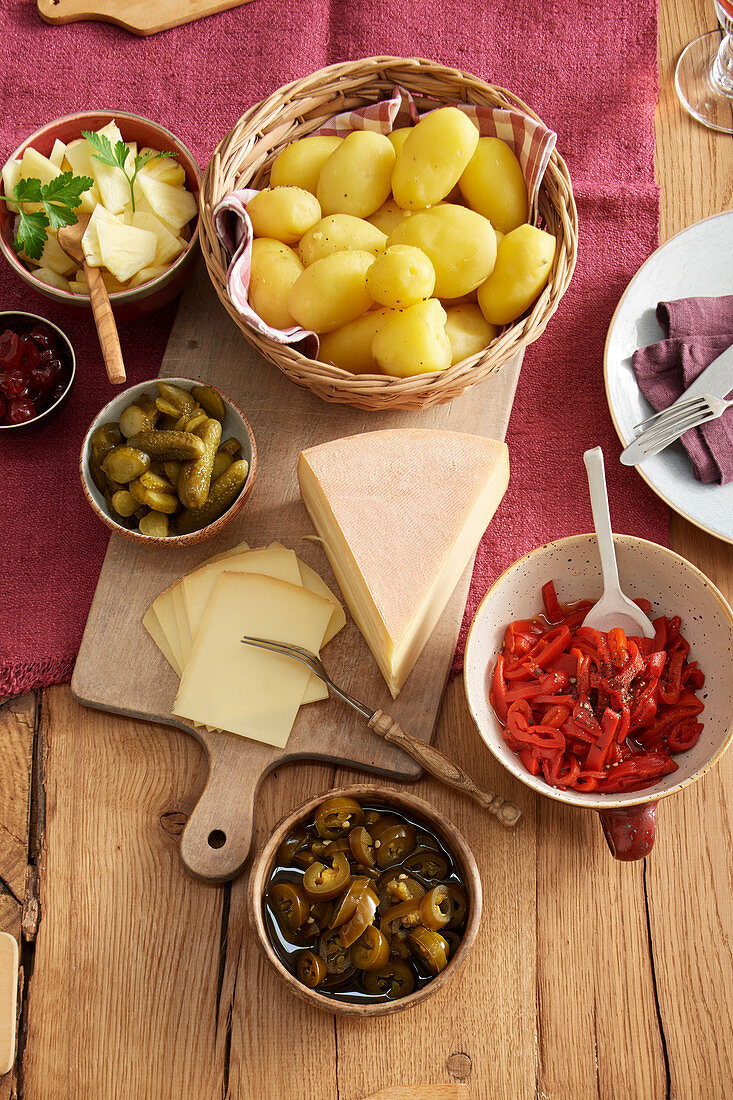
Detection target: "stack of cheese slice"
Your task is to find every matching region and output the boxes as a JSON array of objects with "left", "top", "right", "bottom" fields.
[
  {"left": 298, "top": 428, "right": 509, "bottom": 698},
  {"left": 143, "top": 541, "right": 346, "bottom": 747}
]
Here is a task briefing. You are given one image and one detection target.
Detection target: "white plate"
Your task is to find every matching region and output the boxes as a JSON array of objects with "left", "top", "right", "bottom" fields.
[{"left": 604, "top": 211, "right": 733, "bottom": 545}]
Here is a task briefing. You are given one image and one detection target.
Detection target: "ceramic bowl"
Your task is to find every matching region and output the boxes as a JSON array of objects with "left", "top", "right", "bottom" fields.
[
  {"left": 248, "top": 784, "right": 482, "bottom": 1017},
  {"left": 0, "top": 310, "right": 76, "bottom": 436},
  {"left": 80, "top": 376, "right": 257, "bottom": 548},
  {"left": 0, "top": 111, "right": 201, "bottom": 321},
  {"left": 464, "top": 534, "right": 733, "bottom": 858}
]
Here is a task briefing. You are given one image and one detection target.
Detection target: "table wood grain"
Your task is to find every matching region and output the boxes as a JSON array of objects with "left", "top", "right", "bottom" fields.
[{"left": 2, "top": 0, "right": 732, "bottom": 1095}]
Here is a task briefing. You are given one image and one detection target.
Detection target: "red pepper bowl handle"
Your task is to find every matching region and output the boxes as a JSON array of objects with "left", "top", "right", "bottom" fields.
[{"left": 598, "top": 802, "right": 658, "bottom": 860}]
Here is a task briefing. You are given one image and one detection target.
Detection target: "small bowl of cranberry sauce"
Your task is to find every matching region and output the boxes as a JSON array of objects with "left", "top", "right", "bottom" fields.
[{"left": 0, "top": 311, "right": 75, "bottom": 434}]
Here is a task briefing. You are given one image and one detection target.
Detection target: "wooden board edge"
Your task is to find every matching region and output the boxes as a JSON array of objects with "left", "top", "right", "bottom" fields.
[{"left": 37, "top": 0, "right": 255, "bottom": 36}]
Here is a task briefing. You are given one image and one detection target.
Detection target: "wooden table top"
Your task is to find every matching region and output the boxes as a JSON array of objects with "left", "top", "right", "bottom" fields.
[{"left": 2, "top": 2, "right": 732, "bottom": 1096}]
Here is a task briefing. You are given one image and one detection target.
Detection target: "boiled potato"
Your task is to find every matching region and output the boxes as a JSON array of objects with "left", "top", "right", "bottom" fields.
[
  {"left": 372, "top": 299, "right": 452, "bottom": 377},
  {"left": 269, "top": 135, "right": 343, "bottom": 194},
  {"left": 388, "top": 204, "right": 497, "bottom": 299},
  {"left": 287, "top": 250, "right": 374, "bottom": 333},
  {"left": 444, "top": 304, "right": 498, "bottom": 365},
  {"left": 298, "top": 214, "right": 387, "bottom": 266},
  {"left": 249, "top": 238, "right": 304, "bottom": 329},
  {"left": 317, "top": 131, "right": 395, "bottom": 218},
  {"left": 477, "top": 224, "right": 556, "bottom": 325},
  {"left": 459, "top": 137, "right": 528, "bottom": 234},
  {"left": 387, "top": 128, "right": 411, "bottom": 154},
  {"left": 246, "top": 186, "right": 321, "bottom": 244},
  {"left": 365, "top": 245, "right": 435, "bottom": 308},
  {"left": 391, "top": 107, "right": 479, "bottom": 210},
  {"left": 367, "top": 197, "right": 413, "bottom": 236},
  {"left": 439, "top": 290, "right": 478, "bottom": 307},
  {"left": 318, "top": 308, "right": 397, "bottom": 373}
]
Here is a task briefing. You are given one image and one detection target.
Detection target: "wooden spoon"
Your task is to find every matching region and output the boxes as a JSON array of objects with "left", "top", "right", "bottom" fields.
[
  {"left": 58, "top": 215, "right": 126, "bottom": 385},
  {"left": 582, "top": 447, "right": 655, "bottom": 638}
]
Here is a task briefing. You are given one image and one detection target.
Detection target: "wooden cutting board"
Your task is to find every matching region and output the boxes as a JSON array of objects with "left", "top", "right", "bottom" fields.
[
  {"left": 72, "top": 256, "right": 523, "bottom": 882},
  {"left": 37, "top": 0, "right": 254, "bottom": 36}
]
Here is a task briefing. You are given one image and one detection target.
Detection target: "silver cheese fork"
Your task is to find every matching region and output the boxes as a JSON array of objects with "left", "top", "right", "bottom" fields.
[{"left": 241, "top": 636, "right": 522, "bottom": 827}]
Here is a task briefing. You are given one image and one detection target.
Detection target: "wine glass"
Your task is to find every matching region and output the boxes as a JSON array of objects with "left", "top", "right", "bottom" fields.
[{"left": 675, "top": 0, "right": 733, "bottom": 133}]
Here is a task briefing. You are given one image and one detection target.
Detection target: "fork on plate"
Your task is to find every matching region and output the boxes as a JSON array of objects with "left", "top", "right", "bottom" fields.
[{"left": 622, "top": 392, "right": 733, "bottom": 463}]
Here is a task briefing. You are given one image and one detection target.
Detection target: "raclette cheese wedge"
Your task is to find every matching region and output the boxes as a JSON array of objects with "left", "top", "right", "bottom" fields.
[
  {"left": 173, "top": 572, "right": 334, "bottom": 747},
  {"left": 298, "top": 428, "right": 509, "bottom": 697}
]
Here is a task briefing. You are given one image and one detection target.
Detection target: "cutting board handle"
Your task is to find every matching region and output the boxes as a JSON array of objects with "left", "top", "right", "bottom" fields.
[{"left": 179, "top": 736, "right": 273, "bottom": 881}]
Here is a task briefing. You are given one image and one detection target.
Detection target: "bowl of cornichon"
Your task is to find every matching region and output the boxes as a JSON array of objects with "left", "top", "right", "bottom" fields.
[
  {"left": 249, "top": 785, "right": 482, "bottom": 1016},
  {"left": 80, "top": 376, "right": 257, "bottom": 545}
]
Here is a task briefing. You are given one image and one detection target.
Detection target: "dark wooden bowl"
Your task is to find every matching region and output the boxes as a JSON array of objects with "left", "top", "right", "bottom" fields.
[{"left": 248, "top": 783, "right": 483, "bottom": 1017}]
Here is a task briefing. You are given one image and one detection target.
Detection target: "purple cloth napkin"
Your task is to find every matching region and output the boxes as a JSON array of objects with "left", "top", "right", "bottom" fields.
[{"left": 632, "top": 295, "right": 733, "bottom": 484}]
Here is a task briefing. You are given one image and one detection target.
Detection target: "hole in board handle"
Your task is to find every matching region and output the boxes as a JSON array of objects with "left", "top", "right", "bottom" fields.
[{"left": 208, "top": 829, "right": 226, "bottom": 849}]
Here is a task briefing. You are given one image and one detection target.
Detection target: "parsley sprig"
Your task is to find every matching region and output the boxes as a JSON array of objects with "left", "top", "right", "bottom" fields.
[
  {"left": 0, "top": 173, "right": 94, "bottom": 260},
  {"left": 82, "top": 130, "right": 177, "bottom": 213}
]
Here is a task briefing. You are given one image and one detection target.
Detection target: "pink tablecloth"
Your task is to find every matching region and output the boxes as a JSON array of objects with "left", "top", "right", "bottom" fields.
[{"left": 0, "top": 0, "right": 667, "bottom": 695}]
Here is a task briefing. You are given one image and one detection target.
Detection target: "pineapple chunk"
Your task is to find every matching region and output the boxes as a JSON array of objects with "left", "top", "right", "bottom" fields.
[
  {"left": 38, "top": 233, "right": 78, "bottom": 276},
  {"left": 96, "top": 219, "right": 157, "bottom": 282},
  {"left": 63, "top": 137, "right": 95, "bottom": 177},
  {"left": 136, "top": 173, "right": 197, "bottom": 232},
  {"left": 49, "top": 139, "right": 67, "bottom": 169},
  {"left": 130, "top": 210, "right": 185, "bottom": 266},
  {"left": 19, "top": 146, "right": 61, "bottom": 187},
  {"left": 138, "top": 151, "right": 186, "bottom": 187},
  {"left": 1, "top": 159, "right": 21, "bottom": 212},
  {"left": 16, "top": 232, "right": 76, "bottom": 276},
  {"left": 61, "top": 139, "right": 99, "bottom": 213},
  {"left": 90, "top": 122, "right": 133, "bottom": 214},
  {"left": 127, "top": 264, "right": 168, "bottom": 288},
  {"left": 101, "top": 271, "right": 130, "bottom": 293},
  {"left": 68, "top": 279, "right": 91, "bottom": 295},
  {"left": 33, "top": 266, "right": 71, "bottom": 292},
  {"left": 82, "top": 205, "right": 121, "bottom": 267}
]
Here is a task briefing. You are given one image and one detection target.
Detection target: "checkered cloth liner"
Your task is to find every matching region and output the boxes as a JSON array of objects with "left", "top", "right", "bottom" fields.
[{"left": 214, "top": 86, "right": 557, "bottom": 348}]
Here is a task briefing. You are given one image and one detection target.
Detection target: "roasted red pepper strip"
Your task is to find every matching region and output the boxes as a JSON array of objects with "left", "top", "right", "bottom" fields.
[
  {"left": 585, "top": 709, "right": 620, "bottom": 772},
  {"left": 657, "top": 647, "right": 685, "bottom": 706},
  {"left": 518, "top": 748, "right": 541, "bottom": 776},
  {"left": 490, "top": 654, "right": 509, "bottom": 724},
  {"left": 542, "top": 580, "right": 564, "bottom": 623}
]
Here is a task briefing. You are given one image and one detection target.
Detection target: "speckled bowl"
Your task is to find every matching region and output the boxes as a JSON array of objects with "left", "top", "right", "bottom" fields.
[{"left": 464, "top": 534, "right": 733, "bottom": 858}]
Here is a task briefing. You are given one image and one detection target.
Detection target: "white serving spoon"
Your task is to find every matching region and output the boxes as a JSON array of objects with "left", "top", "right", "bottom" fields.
[{"left": 582, "top": 448, "right": 655, "bottom": 638}]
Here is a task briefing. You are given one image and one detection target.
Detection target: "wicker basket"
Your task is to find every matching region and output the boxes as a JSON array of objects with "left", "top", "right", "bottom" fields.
[{"left": 200, "top": 56, "right": 578, "bottom": 411}]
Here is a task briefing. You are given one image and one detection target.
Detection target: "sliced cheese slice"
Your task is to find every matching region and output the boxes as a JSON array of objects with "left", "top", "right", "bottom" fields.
[
  {"left": 298, "top": 428, "right": 509, "bottom": 697},
  {"left": 147, "top": 580, "right": 186, "bottom": 673},
  {"left": 142, "top": 606, "right": 182, "bottom": 676},
  {"left": 181, "top": 544, "right": 302, "bottom": 652},
  {"left": 173, "top": 572, "right": 333, "bottom": 747},
  {"left": 178, "top": 543, "right": 328, "bottom": 703},
  {"left": 143, "top": 542, "right": 251, "bottom": 675},
  {"left": 0, "top": 932, "right": 18, "bottom": 1076},
  {"left": 296, "top": 559, "right": 347, "bottom": 646}
]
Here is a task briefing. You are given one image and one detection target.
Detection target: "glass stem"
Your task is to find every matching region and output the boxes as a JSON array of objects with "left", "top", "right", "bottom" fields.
[{"left": 713, "top": 34, "right": 733, "bottom": 96}]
